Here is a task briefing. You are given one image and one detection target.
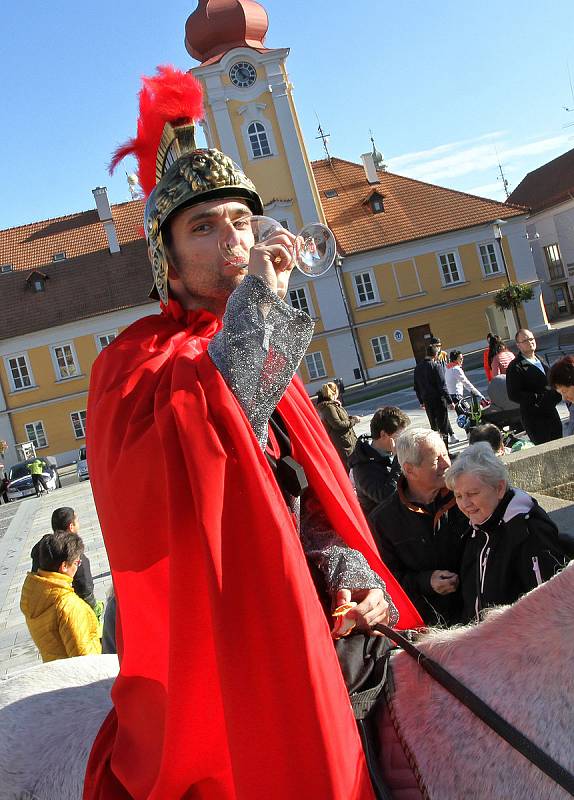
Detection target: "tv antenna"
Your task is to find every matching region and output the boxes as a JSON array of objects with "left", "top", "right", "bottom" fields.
[{"left": 315, "top": 115, "right": 332, "bottom": 162}]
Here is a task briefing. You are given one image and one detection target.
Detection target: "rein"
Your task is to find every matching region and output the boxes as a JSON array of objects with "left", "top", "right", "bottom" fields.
[{"left": 375, "top": 624, "right": 574, "bottom": 797}]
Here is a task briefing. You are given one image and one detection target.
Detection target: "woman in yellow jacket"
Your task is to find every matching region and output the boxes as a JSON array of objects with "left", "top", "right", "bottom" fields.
[{"left": 20, "top": 531, "right": 101, "bottom": 662}]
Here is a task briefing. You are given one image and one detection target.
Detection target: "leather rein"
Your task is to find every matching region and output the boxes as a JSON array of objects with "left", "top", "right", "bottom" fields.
[{"left": 375, "top": 623, "right": 574, "bottom": 797}]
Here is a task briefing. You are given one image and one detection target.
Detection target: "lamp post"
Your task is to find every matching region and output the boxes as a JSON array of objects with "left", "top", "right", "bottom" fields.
[
  {"left": 334, "top": 255, "right": 368, "bottom": 386},
  {"left": 492, "top": 219, "right": 521, "bottom": 335}
]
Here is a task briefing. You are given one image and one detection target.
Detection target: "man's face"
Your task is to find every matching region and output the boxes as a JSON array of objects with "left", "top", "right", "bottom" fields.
[
  {"left": 69, "top": 514, "right": 79, "bottom": 534},
  {"left": 516, "top": 330, "right": 536, "bottom": 358},
  {"left": 405, "top": 441, "right": 451, "bottom": 495},
  {"left": 164, "top": 199, "right": 254, "bottom": 312}
]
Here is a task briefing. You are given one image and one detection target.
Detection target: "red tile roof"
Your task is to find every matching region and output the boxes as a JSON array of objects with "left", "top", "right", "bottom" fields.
[
  {"left": 311, "top": 158, "right": 525, "bottom": 256},
  {"left": 506, "top": 147, "right": 574, "bottom": 213},
  {"left": 0, "top": 199, "right": 155, "bottom": 341}
]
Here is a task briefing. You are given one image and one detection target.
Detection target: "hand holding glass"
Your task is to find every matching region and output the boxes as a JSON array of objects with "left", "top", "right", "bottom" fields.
[{"left": 220, "top": 215, "right": 337, "bottom": 277}]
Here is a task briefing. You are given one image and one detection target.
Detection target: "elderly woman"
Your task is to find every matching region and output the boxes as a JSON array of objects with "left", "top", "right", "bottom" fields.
[
  {"left": 444, "top": 443, "right": 569, "bottom": 623},
  {"left": 317, "top": 381, "right": 360, "bottom": 470}
]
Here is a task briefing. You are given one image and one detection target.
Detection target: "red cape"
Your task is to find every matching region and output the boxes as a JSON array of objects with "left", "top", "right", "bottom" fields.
[{"left": 84, "top": 300, "right": 421, "bottom": 800}]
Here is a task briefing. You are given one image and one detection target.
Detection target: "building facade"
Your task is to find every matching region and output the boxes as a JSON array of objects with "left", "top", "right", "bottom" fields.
[
  {"left": 0, "top": 193, "right": 156, "bottom": 466},
  {"left": 508, "top": 148, "right": 574, "bottom": 320}
]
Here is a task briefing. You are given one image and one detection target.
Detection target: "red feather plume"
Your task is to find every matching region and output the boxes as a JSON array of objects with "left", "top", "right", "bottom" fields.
[{"left": 109, "top": 65, "right": 204, "bottom": 197}]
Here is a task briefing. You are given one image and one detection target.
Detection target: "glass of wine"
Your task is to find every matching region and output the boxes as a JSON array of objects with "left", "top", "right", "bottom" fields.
[{"left": 219, "top": 215, "right": 337, "bottom": 277}]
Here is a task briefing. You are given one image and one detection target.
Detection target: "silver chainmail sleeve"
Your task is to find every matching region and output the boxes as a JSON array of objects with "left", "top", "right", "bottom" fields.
[
  {"left": 208, "top": 275, "right": 314, "bottom": 448},
  {"left": 300, "top": 498, "right": 400, "bottom": 626},
  {"left": 208, "top": 273, "right": 398, "bottom": 620}
]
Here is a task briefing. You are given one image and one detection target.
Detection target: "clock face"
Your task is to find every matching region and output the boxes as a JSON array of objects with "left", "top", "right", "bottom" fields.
[{"left": 229, "top": 61, "right": 257, "bottom": 88}]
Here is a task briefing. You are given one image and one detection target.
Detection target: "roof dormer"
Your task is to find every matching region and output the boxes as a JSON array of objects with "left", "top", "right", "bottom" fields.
[
  {"left": 25, "top": 270, "right": 49, "bottom": 293},
  {"left": 363, "top": 190, "right": 385, "bottom": 214}
]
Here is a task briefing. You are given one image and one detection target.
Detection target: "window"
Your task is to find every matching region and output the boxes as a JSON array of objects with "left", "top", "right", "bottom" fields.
[
  {"left": 305, "top": 352, "right": 326, "bottom": 381},
  {"left": 324, "top": 189, "right": 338, "bottom": 198},
  {"left": 25, "top": 421, "right": 48, "bottom": 449},
  {"left": 0, "top": 264, "right": 13, "bottom": 274},
  {"left": 52, "top": 343, "right": 79, "bottom": 379},
  {"left": 70, "top": 410, "right": 87, "bottom": 439},
  {"left": 247, "top": 122, "right": 271, "bottom": 158},
  {"left": 52, "top": 251, "right": 66, "bottom": 262},
  {"left": 96, "top": 331, "right": 117, "bottom": 351},
  {"left": 478, "top": 243, "right": 501, "bottom": 276},
  {"left": 371, "top": 336, "right": 392, "bottom": 364},
  {"left": 544, "top": 244, "right": 565, "bottom": 281},
  {"left": 438, "top": 251, "right": 463, "bottom": 285},
  {"left": 33, "top": 278, "right": 46, "bottom": 292},
  {"left": 6, "top": 354, "right": 33, "bottom": 391},
  {"left": 368, "top": 193, "right": 385, "bottom": 214},
  {"left": 353, "top": 271, "right": 377, "bottom": 304},
  {"left": 289, "top": 287, "right": 311, "bottom": 316}
]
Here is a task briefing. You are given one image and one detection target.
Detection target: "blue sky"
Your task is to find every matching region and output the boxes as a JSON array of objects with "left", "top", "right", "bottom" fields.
[{"left": 2, "top": 0, "right": 573, "bottom": 229}]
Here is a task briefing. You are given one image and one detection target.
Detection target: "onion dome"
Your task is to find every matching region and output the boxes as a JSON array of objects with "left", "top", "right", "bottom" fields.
[{"left": 185, "top": 0, "right": 269, "bottom": 65}]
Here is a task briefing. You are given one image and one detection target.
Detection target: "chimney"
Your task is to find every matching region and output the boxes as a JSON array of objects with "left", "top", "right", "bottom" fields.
[
  {"left": 361, "top": 152, "right": 380, "bottom": 185},
  {"left": 92, "top": 187, "right": 121, "bottom": 254}
]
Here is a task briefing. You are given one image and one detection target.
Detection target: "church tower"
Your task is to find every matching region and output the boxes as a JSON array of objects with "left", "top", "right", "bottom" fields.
[{"left": 185, "top": 0, "right": 325, "bottom": 231}]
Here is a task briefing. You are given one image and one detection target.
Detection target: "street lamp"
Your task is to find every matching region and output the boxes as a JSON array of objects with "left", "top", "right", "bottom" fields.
[
  {"left": 492, "top": 219, "right": 521, "bottom": 334},
  {"left": 334, "top": 255, "right": 368, "bottom": 386}
]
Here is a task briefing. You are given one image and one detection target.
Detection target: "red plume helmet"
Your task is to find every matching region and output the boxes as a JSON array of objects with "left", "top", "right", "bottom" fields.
[{"left": 109, "top": 65, "right": 204, "bottom": 197}]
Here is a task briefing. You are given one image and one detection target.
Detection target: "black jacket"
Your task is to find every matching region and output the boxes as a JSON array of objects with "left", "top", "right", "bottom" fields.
[
  {"left": 31, "top": 540, "right": 96, "bottom": 609},
  {"left": 506, "top": 352, "right": 561, "bottom": 443},
  {"left": 369, "top": 478, "right": 469, "bottom": 625},
  {"left": 413, "top": 358, "right": 451, "bottom": 406},
  {"left": 460, "top": 488, "right": 570, "bottom": 623},
  {"left": 348, "top": 437, "right": 401, "bottom": 516}
]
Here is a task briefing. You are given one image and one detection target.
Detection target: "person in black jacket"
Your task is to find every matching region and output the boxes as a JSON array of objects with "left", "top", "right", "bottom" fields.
[
  {"left": 413, "top": 344, "right": 455, "bottom": 445},
  {"left": 31, "top": 506, "right": 100, "bottom": 615},
  {"left": 445, "top": 442, "right": 570, "bottom": 623},
  {"left": 505, "top": 329, "right": 562, "bottom": 445},
  {"left": 369, "top": 428, "right": 469, "bottom": 625},
  {"left": 349, "top": 406, "right": 410, "bottom": 516}
]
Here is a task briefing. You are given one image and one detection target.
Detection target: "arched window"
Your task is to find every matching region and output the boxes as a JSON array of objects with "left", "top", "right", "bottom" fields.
[{"left": 247, "top": 122, "right": 271, "bottom": 158}]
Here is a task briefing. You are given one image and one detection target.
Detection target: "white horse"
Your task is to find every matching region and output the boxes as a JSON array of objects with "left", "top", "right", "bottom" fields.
[{"left": 1, "top": 565, "right": 572, "bottom": 800}]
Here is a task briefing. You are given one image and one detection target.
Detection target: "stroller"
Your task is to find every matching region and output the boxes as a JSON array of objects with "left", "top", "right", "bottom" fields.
[{"left": 456, "top": 376, "right": 528, "bottom": 448}]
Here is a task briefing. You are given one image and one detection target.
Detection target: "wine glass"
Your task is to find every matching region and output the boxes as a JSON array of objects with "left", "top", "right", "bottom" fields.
[{"left": 219, "top": 215, "right": 337, "bottom": 277}]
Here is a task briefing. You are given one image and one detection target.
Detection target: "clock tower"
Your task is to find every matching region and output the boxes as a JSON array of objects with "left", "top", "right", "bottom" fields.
[{"left": 185, "top": 0, "right": 325, "bottom": 230}]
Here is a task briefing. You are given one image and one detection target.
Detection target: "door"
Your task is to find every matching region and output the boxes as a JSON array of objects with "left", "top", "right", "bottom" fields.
[
  {"left": 408, "top": 324, "right": 432, "bottom": 363},
  {"left": 485, "top": 304, "right": 510, "bottom": 340},
  {"left": 554, "top": 286, "right": 569, "bottom": 314}
]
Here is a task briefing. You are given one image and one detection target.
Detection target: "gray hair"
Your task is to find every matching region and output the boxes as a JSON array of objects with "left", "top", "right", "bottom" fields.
[
  {"left": 395, "top": 427, "right": 445, "bottom": 468},
  {"left": 444, "top": 442, "right": 509, "bottom": 491}
]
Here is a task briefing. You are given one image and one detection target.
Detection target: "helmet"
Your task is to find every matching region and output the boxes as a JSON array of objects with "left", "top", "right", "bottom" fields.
[{"left": 110, "top": 66, "right": 263, "bottom": 304}]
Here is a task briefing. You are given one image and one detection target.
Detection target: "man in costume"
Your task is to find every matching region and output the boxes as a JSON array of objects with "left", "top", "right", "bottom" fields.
[{"left": 84, "top": 66, "right": 421, "bottom": 800}]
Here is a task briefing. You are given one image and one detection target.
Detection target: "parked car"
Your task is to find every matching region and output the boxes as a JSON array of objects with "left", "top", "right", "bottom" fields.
[
  {"left": 77, "top": 446, "right": 89, "bottom": 481},
  {"left": 6, "top": 458, "right": 61, "bottom": 501}
]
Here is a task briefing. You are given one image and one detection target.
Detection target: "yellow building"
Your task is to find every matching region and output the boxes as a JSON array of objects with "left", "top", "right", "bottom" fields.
[
  {"left": 0, "top": 191, "right": 156, "bottom": 466},
  {"left": 185, "top": 0, "right": 549, "bottom": 391}
]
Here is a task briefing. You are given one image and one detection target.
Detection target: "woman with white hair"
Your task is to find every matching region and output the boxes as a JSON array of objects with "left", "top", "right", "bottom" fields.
[{"left": 444, "top": 443, "right": 569, "bottom": 623}]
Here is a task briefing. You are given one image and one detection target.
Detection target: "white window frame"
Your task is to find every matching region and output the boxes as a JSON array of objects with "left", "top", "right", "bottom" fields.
[
  {"left": 352, "top": 270, "right": 379, "bottom": 305},
  {"left": 544, "top": 243, "right": 565, "bottom": 281},
  {"left": 477, "top": 241, "right": 501, "bottom": 277},
  {"left": 51, "top": 341, "right": 80, "bottom": 380},
  {"left": 4, "top": 352, "right": 34, "bottom": 392},
  {"left": 371, "top": 335, "right": 393, "bottom": 364},
  {"left": 95, "top": 330, "right": 118, "bottom": 352},
  {"left": 288, "top": 286, "right": 314, "bottom": 317},
  {"left": 305, "top": 352, "right": 326, "bottom": 381},
  {"left": 70, "top": 410, "right": 87, "bottom": 439},
  {"left": 437, "top": 250, "right": 464, "bottom": 286},
  {"left": 247, "top": 121, "right": 272, "bottom": 159},
  {"left": 25, "top": 420, "right": 48, "bottom": 449}
]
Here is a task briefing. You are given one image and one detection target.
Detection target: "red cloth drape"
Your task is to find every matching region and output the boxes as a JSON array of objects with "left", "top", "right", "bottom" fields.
[{"left": 83, "top": 300, "right": 421, "bottom": 800}]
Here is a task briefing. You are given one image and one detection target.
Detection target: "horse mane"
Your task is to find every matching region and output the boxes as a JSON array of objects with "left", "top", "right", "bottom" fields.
[{"left": 414, "top": 564, "right": 573, "bottom": 660}]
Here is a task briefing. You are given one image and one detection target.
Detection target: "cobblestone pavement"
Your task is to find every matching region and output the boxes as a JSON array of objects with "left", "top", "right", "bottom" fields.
[
  {"left": 0, "top": 501, "right": 20, "bottom": 541},
  {"left": 0, "top": 481, "right": 111, "bottom": 678}
]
